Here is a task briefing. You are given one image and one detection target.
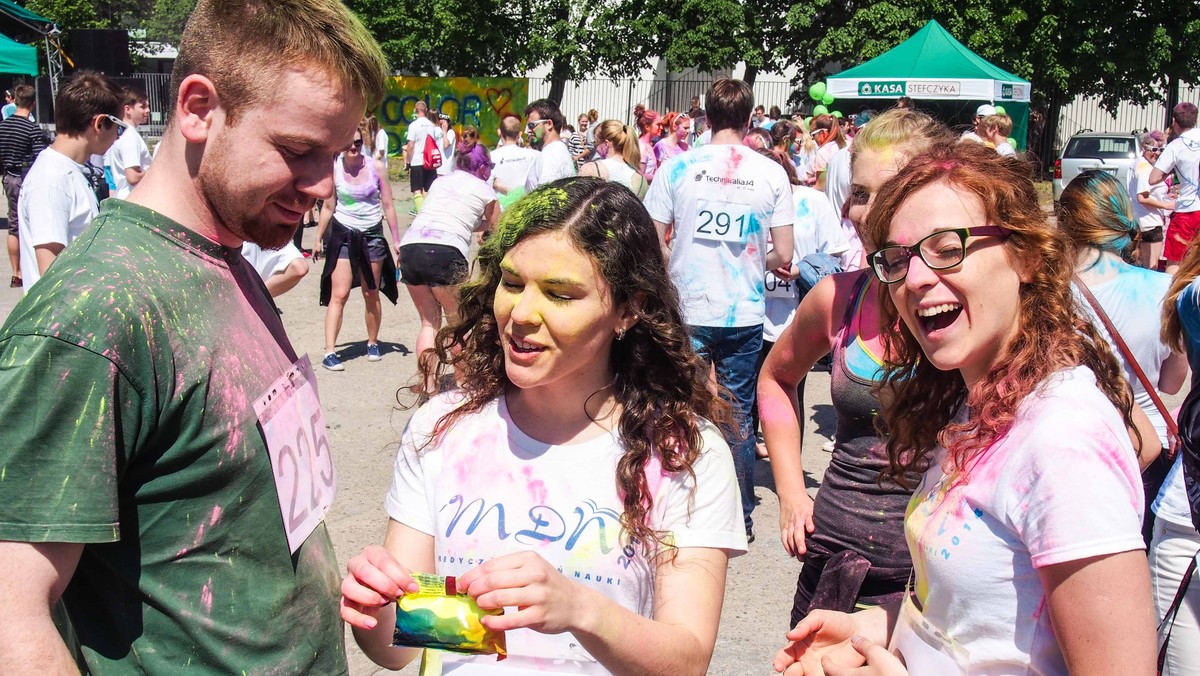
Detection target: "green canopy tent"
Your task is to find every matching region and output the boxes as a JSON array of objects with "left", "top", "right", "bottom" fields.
[
  {"left": 0, "top": 31, "right": 37, "bottom": 76},
  {"left": 826, "top": 20, "right": 1031, "bottom": 150},
  {"left": 0, "top": 0, "right": 59, "bottom": 90}
]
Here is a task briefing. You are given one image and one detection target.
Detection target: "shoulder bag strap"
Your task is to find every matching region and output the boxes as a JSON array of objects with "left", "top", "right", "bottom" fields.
[{"left": 1074, "top": 275, "right": 1178, "bottom": 437}]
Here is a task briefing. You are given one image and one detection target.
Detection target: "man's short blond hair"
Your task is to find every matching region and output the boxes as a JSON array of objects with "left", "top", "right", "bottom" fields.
[
  {"left": 171, "top": 0, "right": 388, "bottom": 124},
  {"left": 985, "top": 114, "right": 1013, "bottom": 138}
]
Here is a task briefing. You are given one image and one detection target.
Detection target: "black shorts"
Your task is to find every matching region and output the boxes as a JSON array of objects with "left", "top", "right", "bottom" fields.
[
  {"left": 399, "top": 243, "right": 468, "bottom": 287},
  {"left": 1142, "top": 226, "right": 1164, "bottom": 243},
  {"left": 409, "top": 165, "right": 437, "bottom": 193}
]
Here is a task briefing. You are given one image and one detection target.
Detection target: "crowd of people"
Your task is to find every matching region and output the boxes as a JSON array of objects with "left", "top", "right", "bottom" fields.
[{"left": 0, "top": 1, "right": 1198, "bottom": 674}]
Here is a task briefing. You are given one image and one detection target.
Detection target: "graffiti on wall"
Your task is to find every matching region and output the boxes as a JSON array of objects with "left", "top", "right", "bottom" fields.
[{"left": 376, "top": 77, "right": 530, "bottom": 155}]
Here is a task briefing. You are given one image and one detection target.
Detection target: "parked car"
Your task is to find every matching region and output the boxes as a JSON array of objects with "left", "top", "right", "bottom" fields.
[{"left": 1053, "top": 132, "right": 1142, "bottom": 202}]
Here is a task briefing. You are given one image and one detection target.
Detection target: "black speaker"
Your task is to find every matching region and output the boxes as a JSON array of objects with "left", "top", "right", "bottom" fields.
[{"left": 70, "top": 29, "right": 131, "bottom": 76}]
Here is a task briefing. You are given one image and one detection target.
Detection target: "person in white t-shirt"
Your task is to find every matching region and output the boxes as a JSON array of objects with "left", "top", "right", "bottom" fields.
[
  {"left": 399, "top": 128, "right": 499, "bottom": 394},
  {"left": 523, "top": 98, "right": 576, "bottom": 192},
  {"left": 980, "top": 113, "right": 1015, "bottom": 156},
  {"left": 776, "top": 142, "right": 1156, "bottom": 676},
  {"left": 403, "top": 100, "right": 439, "bottom": 197},
  {"left": 19, "top": 71, "right": 122, "bottom": 292},
  {"left": 1151, "top": 102, "right": 1200, "bottom": 273},
  {"left": 368, "top": 115, "right": 389, "bottom": 161},
  {"left": 1158, "top": 254, "right": 1200, "bottom": 676},
  {"left": 103, "top": 86, "right": 152, "bottom": 199},
  {"left": 960, "top": 103, "right": 995, "bottom": 144},
  {"left": 1129, "top": 130, "right": 1174, "bottom": 269},
  {"left": 644, "top": 78, "right": 794, "bottom": 542},
  {"left": 341, "top": 177, "right": 747, "bottom": 675},
  {"left": 436, "top": 114, "right": 456, "bottom": 177},
  {"left": 241, "top": 239, "right": 308, "bottom": 297},
  {"left": 490, "top": 115, "right": 539, "bottom": 209},
  {"left": 806, "top": 114, "right": 847, "bottom": 190}
]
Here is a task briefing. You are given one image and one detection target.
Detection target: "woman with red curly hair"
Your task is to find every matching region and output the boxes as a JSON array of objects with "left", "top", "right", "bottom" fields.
[{"left": 774, "top": 142, "right": 1156, "bottom": 674}]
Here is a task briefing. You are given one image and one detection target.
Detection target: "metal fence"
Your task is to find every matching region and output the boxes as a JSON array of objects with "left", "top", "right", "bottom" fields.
[{"left": 1052, "top": 81, "right": 1200, "bottom": 150}]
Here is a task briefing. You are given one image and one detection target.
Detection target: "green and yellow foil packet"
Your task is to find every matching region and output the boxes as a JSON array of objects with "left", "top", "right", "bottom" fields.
[{"left": 392, "top": 572, "right": 507, "bottom": 658}]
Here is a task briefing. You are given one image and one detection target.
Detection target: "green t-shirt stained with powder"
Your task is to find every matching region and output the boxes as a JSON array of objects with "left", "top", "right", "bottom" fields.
[{"left": 0, "top": 200, "right": 346, "bottom": 673}]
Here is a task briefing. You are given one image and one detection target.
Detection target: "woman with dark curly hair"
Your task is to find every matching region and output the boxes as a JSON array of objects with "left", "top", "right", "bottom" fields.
[
  {"left": 774, "top": 142, "right": 1156, "bottom": 674},
  {"left": 341, "top": 177, "right": 747, "bottom": 674}
]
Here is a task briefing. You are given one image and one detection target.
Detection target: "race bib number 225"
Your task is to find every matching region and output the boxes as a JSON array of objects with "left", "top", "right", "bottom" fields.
[{"left": 253, "top": 356, "right": 337, "bottom": 554}]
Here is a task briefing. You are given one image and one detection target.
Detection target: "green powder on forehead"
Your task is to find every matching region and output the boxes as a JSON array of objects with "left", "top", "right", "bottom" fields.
[{"left": 492, "top": 187, "right": 570, "bottom": 249}]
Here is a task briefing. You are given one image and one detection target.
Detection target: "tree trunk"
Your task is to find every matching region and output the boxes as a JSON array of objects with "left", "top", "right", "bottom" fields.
[
  {"left": 1036, "top": 93, "right": 1064, "bottom": 177},
  {"left": 742, "top": 64, "right": 759, "bottom": 87},
  {"left": 546, "top": 54, "right": 570, "bottom": 107},
  {"left": 1165, "top": 72, "right": 1180, "bottom": 130}
]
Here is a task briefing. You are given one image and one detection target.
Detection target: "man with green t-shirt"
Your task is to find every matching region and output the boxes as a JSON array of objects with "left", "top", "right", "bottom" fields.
[{"left": 0, "top": 1, "right": 387, "bottom": 673}]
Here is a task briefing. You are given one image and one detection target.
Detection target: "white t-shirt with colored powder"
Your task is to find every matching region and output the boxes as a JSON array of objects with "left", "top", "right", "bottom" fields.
[
  {"left": 904, "top": 366, "right": 1144, "bottom": 675},
  {"left": 1072, "top": 260, "right": 1173, "bottom": 446},
  {"left": 401, "top": 170, "right": 496, "bottom": 258},
  {"left": 524, "top": 139, "right": 576, "bottom": 192},
  {"left": 643, "top": 143, "right": 794, "bottom": 327},
  {"left": 387, "top": 392, "right": 746, "bottom": 674},
  {"left": 1155, "top": 127, "right": 1200, "bottom": 213},
  {"left": 490, "top": 144, "right": 539, "bottom": 195},
  {"left": 764, "top": 187, "right": 848, "bottom": 342},
  {"left": 18, "top": 147, "right": 98, "bottom": 292}
]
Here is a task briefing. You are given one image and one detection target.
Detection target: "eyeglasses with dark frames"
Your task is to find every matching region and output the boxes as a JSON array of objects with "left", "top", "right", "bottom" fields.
[{"left": 867, "top": 226, "right": 1009, "bottom": 284}]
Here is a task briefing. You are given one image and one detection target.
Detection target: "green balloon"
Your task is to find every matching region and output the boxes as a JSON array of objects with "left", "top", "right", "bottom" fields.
[
  {"left": 822, "top": 93, "right": 835, "bottom": 106},
  {"left": 1007, "top": 137, "right": 1017, "bottom": 147},
  {"left": 809, "top": 82, "right": 827, "bottom": 101},
  {"left": 805, "top": 117, "right": 812, "bottom": 127},
  {"left": 832, "top": 110, "right": 843, "bottom": 118},
  {"left": 812, "top": 105, "right": 829, "bottom": 116},
  {"left": 994, "top": 105, "right": 1006, "bottom": 115}
]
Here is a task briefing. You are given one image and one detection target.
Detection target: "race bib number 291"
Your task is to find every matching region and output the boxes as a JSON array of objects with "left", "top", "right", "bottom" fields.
[
  {"left": 254, "top": 356, "right": 337, "bottom": 554},
  {"left": 694, "top": 199, "right": 754, "bottom": 244}
]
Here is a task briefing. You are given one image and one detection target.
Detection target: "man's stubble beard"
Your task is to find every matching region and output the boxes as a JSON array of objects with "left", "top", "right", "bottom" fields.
[{"left": 197, "top": 133, "right": 296, "bottom": 250}]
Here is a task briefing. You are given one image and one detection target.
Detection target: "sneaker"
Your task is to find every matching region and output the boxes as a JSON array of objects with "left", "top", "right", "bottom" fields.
[
  {"left": 366, "top": 343, "right": 382, "bottom": 362},
  {"left": 321, "top": 353, "right": 344, "bottom": 371},
  {"left": 822, "top": 439, "right": 835, "bottom": 452},
  {"left": 745, "top": 525, "right": 755, "bottom": 544}
]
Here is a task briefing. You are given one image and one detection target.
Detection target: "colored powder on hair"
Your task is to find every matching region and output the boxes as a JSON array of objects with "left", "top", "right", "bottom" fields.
[{"left": 492, "top": 187, "right": 570, "bottom": 249}]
